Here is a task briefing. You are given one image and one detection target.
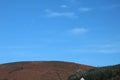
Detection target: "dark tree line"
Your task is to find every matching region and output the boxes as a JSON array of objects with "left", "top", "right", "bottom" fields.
[{"left": 68, "top": 64, "right": 120, "bottom": 80}]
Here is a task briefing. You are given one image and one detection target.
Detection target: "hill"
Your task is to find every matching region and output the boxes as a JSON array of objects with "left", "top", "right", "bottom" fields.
[
  {"left": 0, "top": 61, "right": 94, "bottom": 80},
  {"left": 68, "top": 64, "right": 120, "bottom": 80}
]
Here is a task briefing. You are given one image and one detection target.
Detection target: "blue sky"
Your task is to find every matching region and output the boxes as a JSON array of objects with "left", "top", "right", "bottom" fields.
[{"left": 0, "top": 0, "right": 120, "bottom": 66}]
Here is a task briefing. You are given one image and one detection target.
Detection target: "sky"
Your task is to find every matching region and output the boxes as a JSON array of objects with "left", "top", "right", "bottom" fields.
[{"left": 0, "top": 0, "right": 120, "bottom": 66}]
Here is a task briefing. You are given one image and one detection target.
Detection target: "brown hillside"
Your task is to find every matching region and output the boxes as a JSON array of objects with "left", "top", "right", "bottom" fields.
[{"left": 0, "top": 61, "right": 94, "bottom": 80}]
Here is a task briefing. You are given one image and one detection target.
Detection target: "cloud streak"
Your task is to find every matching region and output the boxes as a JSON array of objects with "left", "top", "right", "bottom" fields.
[
  {"left": 0, "top": 45, "right": 35, "bottom": 49},
  {"left": 79, "top": 7, "right": 92, "bottom": 12},
  {"left": 78, "top": 4, "right": 120, "bottom": 12},
  {"left": 69, "top": 28, "right": 88, "bottom": 35},
  {"left": 68, "top": 44, "right": 120, "bottom": 54},
  {"left": 60, "top": 5, "right": 68, "bottom": 8},
  {"left": 45, "top": 9, "right": 78, "bottom": 18},
  {"left": 101, "top": 4, "right": 120, "bottom": 10}
]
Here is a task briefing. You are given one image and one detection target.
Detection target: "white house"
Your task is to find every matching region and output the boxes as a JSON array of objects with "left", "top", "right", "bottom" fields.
[{"left": 80, "top": 77, "right": 85, "bottom": 80}]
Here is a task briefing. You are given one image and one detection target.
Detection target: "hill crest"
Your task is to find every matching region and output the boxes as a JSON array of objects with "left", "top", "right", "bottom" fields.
[{"left": 0, "top": 61, "right": 94, "bottom": 80}]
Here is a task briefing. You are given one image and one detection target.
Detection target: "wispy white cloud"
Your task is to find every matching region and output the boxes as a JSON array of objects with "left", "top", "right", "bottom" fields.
[
  {"left": 67, "top": 48, "right": 120, "bottom": 54},
  {"left": 67, "top": 44, "right": 120, "bottom": 54},
  {"left": 101, "top": 4, "right": 120, "bottom": 10},
  {"left": 70, "top": 0, "right": 78, "bottom": 3},
  {"left": 78, "top": 4, "right": 120, "bottom": 12},
  {"left": 109, "top": 4, "right": 120, "bottom": 8},
  {"left": 60, "top": 5, "right": 68, "bottom": 8},
  {"left": 48, "top": 12, "right": 76, "bottom": 17},
  {"left": 79, "top": 7, "right": 92, "bottom": 12},
  {"left": 97, "top": 49, "right": 120, "bottom": 54},
  {"left": 69, "top": 28, "right": 88, "bottom": 35},
  {"left": 0, "top": 45, "right": 35, "bottom": 49},
  {"left": 45, "top": 9, "right": 78, "bottom": 18},
  {"left": 96, "top": 44, "right": 120, "bottom": 53}
]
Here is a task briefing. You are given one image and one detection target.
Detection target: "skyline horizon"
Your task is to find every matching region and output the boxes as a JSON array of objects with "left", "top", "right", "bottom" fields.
[{"left": 0, "top": 60, "right": 119, "bottom": 67}]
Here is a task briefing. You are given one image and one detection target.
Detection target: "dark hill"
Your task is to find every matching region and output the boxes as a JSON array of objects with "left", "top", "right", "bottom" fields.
[
  {"left": 68, "top": 64, "right": 120, "bottom": 80},
  {"left": 0, "top": 61, "right": 94, "bottom": 80}
]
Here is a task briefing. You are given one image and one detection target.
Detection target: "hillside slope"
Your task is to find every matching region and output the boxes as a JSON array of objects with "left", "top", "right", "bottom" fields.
[
  {"left": 68, "top": 64, "right": 120, "bottom": 80},
  {"left": 0, "top": 61, "right": 94, "bottom": 80}
]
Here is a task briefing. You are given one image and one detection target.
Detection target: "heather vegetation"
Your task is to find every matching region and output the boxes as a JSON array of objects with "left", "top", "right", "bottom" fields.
[{"left": 68, "top": 64, "right": 120, "bottom": 80}]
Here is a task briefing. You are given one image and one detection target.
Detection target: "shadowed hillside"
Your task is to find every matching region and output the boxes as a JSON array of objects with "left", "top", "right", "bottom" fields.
[
  {"left": 68, "top": 64, "right": 120, "bottom": 80},
  {"left": 0, "top": 61, "right": 94, "bottom": 80}
]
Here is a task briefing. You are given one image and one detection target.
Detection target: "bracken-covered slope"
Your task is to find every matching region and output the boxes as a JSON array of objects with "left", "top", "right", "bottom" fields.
[{"left": 0, "top": 61, "right": 94, "bottom": 80}]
